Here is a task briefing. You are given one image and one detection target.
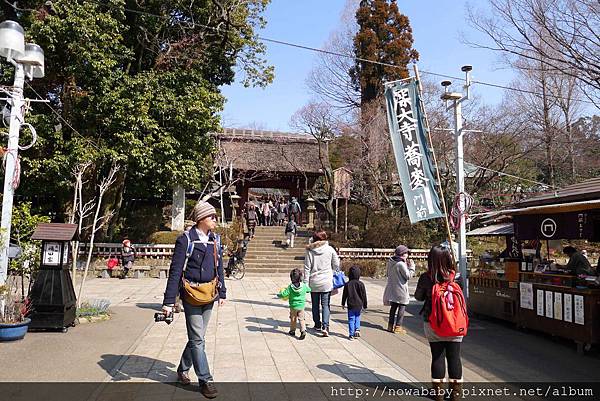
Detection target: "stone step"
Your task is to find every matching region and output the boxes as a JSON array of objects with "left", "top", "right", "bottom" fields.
[
  {"left": 244, "top": 261, "right": 301, "bottom": 268},
  {"left": 245, "top": 254, "right": 305, "bottom": 260},
  {"left": 245, "top": 268, "right": 295, "bottom": 274},
  {"left": 244, "top": 259, "right": 304, "bottom": 266}
]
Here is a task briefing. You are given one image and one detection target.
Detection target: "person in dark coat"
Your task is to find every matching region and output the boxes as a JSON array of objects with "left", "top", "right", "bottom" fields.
[
  {"left": 341, "top": 265, "right": 368, "bottom": 340},
  {"left": 161, "top": 201, "right": 226, "bottom": 399},
  {"left": 119, "top": 239, "right": 136, "bottom": 279}
]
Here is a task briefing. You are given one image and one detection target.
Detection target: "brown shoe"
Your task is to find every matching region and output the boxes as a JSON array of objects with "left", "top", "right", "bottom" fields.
[
  {"left": 200, "top": 381, "right": 218, "bottom": 399},
  {"left": 177, "top": 371, "right": 191, "bottom": 385},
  {"left": 394, "top": 326, "right": 407, "bottom": 334}
]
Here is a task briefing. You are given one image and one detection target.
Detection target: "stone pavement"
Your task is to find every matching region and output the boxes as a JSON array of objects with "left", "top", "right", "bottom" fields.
[{"left": 84, "top": 276, "right": 416, "bottom": 385}]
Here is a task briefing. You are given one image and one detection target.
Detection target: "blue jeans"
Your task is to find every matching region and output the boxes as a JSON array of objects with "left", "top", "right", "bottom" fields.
[
  {"left": 310, "top": 291, "right": 331, "bottom": 329},
  {"left": 178, "top": 301, "right": 214, "bottom": 384},
  {"left": 348, "top": 309, "right": 361, "bottom": 336}
]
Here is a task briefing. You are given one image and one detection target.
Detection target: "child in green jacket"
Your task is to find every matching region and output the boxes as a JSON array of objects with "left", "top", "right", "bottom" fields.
[{"left": 278, "top": 268, "right": 311, "bottom": 340}]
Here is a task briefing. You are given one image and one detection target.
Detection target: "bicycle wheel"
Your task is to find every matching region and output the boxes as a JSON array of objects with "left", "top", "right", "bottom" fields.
[{"left": 232, "top": 261, "right": 245, "bottom": 280}]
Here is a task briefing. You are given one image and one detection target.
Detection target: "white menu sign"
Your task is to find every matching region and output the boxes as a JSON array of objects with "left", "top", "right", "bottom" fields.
[
  {"left": 536, "top": 290, "right": 544, "bottom": 316},
  {"left": 574, "top": 295, "right": 584, "bottom": 325},
  {"left": 545, "top": 291, "right": 553, "bottom": 318},
  {"left": 520, "top": 282, "right": 534, "bottom": 310},
  {"left": 43, "top": 242, "right": 62, "bottom": 266},
  {"left": 564, "top": 294, "right": 573, "bottom": 322},
  {"left": 553, "top": 293, "right": 563, "bottom": 320}
]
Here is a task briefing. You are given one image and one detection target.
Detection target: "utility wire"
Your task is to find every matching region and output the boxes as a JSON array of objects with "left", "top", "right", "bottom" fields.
[
  {"left": 12, "top": 0, "right": 597, "bottom": 106},
  {"left": 24, "top": 82, "right": 102, "bottom": 152},
  {"left": 466, "top": 162, "right": 557, "bottom": 189},
  {"left": 83, "top": 0, "right": 598, "bottom": 106}
]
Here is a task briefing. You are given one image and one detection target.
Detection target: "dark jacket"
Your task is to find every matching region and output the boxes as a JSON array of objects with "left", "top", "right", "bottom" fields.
[
  {"left": 342, "top": 266, "right": 368, "bottom": 311},
  {"left": 120, "top": 246, "right": 136, "bottom": 265},
  {"left": 163, "top": 229, "right": 226, "bottom": 305},
  {"left": 414, "top": 271, "right": 463, "bottom": 321}
]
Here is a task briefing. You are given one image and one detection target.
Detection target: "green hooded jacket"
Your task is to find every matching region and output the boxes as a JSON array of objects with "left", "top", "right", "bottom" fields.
[{"left": 278, "top": 283, "right": 311, "bottom": 310}]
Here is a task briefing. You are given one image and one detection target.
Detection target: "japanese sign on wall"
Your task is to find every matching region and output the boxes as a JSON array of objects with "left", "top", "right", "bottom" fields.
[
  {"left": 564, "top": 294, "right": 573, "bottom": 322},
  {"left": 536, "top": 290, "right": 544, "bottom": 316},
  {"left": 545, "top": 291, "right": 554, "bottom": 318},
  {"left": 553, "top": 292, "right": 563, "bottom": 320},
  {"left": 574, "top": 295, "right": 584, "bottom": 325},
  {"left": 519, "top": 282, "right": 533, "bottom": 310},
  {"left": 384, "top": 79, "right": 443, "bottom": 224}
]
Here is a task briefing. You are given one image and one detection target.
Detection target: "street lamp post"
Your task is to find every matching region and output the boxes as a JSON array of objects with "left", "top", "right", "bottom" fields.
[
  {"left": 0, "top": 20, "right": 44, "bottom": 286},
  {"left": 440, "top": 65, "right": 472, "bottom": 298}
]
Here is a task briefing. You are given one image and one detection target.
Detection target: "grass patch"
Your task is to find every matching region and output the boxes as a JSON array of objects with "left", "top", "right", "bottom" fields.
[{"left": 77, "top": 299, "right": 111, "bottom": 317}]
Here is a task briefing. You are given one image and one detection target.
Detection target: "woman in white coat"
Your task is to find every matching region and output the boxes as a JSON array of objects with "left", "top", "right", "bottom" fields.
[
  {"left": 304, "top": 230, "right": 340, "bottom": 337},
  {"left": 383, "top": 245, "right": 415, "bottom": 334}
]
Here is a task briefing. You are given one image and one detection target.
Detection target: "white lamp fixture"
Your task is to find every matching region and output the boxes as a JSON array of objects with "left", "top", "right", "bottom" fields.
[
  {"left": 19, "top": 43, "right": 45, "bottom": 78},
  {"left": 0, "top": 20, "right": 25, "bottom": 61}
]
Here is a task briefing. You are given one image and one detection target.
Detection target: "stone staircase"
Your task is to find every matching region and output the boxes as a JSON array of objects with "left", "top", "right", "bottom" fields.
[{"left": 244, "top": 226, "right": 309, "bottom": 274}]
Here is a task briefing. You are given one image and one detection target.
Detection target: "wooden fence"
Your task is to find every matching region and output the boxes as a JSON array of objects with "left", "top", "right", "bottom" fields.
[{"left": 79, "top": 243, "right": 470, "bottom": 261}]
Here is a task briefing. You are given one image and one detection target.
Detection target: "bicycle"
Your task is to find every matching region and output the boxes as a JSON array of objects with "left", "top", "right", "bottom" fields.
[{"left": 225, "top": 239, "right": 247, "bottom": 280}]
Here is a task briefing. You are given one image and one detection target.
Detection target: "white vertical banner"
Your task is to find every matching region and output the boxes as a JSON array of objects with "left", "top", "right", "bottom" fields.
[
  {"left": 564, "top": 294, "right": 573, "bottom": 322},
  {"left": 536, "top": 290, "right": 544, "bottom": 317}
]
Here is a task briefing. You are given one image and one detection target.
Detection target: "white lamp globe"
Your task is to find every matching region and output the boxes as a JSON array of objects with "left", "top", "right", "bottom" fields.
[{"left": 0, "top": 20, "right": 25, "bottom": 60}]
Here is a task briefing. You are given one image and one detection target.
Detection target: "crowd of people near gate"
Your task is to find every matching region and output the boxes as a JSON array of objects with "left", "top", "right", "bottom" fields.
[{"left": 242, "top": 196, "right": 301, "bottom": 227}]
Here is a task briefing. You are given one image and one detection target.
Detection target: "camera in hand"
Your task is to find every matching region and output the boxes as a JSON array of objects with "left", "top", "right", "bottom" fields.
[{"left": 154, "top": 311, "right": 174, "bottom": 324}]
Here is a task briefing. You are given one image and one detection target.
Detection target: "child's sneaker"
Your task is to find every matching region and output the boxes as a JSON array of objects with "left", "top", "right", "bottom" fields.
[
  {"left": 354, "top": 330, "right": 361, "bottom": 338},
  {"left": 393, "top": 326, "right": 407, "bottom": 334},
  {"left": 348, "top": 335, "right": 354, "bottom": 341},
  {"left": 288, "top": 330, "right": 296, "bottom": 336},
  {"left": 299, "top": 331, "right": 306, "bottom": 340},
  {"left": 322, "top": 327, "right": 329, "bottom": 337}
]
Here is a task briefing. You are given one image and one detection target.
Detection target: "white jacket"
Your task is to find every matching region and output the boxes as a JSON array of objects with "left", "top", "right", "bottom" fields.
[{"left": 303, "top": 240, "right": 340, "bottom": 292}]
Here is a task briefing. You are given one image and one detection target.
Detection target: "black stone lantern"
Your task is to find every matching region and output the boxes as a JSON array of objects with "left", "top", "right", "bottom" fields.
[{"left": 28, "top": 223, "right": 78, "bottom": 331}]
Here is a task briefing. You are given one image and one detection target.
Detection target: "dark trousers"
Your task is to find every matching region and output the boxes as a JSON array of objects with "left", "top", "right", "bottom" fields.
[
  {"left": 388, "top": 302, "right": 406, "bottom": 326},
  {"left": 429, "top": 342, "right": 462, "bottom": 380}
]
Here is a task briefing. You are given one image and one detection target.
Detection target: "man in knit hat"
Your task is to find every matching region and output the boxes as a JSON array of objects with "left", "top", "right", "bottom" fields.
[{"left": 162, "top": 201, "right": 226, "bottom": 398}]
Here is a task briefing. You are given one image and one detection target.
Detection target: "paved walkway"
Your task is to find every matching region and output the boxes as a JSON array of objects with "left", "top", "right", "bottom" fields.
[{"left": 84, "top": 276, "right": 416, "bottom": 384}]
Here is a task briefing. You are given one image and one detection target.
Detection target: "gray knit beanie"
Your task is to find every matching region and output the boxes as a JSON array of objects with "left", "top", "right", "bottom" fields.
[{"left": 191, "top": 201, "right": 217, "bottom": 222}]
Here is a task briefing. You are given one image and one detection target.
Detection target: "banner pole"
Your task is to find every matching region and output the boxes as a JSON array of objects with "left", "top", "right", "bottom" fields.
[{"left": 413, "top": 64, "right": 456, "bottom": 266}]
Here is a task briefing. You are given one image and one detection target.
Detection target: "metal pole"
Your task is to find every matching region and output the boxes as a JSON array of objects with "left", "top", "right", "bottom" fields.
[
  {"left": 453, "top": 98, "right": 468, "bottom": 298},
  {"left": 0, "top": 63, "right": 25, "bottom": 286},
  {"left": 335, "top": 198, "right": 338, "bottom": 233},
  {"left": 344, "top": 198, "right": 348, "bottom": 241}
]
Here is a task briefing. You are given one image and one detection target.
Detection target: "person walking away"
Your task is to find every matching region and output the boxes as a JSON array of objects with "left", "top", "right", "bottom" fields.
[
  {"left": 285, "top": 216, "right": 297, "bottom": 248},
  {"left": 161, "top": 201, "right": 226, "bottom": 399},
  {"left": 277, "top": 268, "right": 311, "bottom": 340},
  {"left": 120, "top": 239, "right": 136, "bottom": 279},
  {"left": 278, "top": 198, "right": 286, "bottom": 225},
  {"left": 383, "top": 245, "right": 415, "bottom": 334},
  {"left": 414, "top": 245, "right": 467, "bottom": 401},
  {"left": 269, "top": 201, "right": 277, "bottom": 226},
  {"left": 262, "top": 198, "right": 271, "bottom": 227},
  {"left": 289, "top": 197, "right": 302, "bottom": 225},
  {"left": 256, "top": 199, "right": 263, "bottom": 226},
  {"left": 246, "top": 203, "right": 257, "bottom": 239},
  {"left": 341, "top": 266, "right": 368, "bottom": 340},
  {"left": 304, "top": 230, "right": 340, "bottom": 337}
]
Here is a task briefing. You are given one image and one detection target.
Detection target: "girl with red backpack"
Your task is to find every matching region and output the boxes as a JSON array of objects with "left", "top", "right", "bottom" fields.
[{"left": 414, "top": 245, "right": 468, "bottom": 401}]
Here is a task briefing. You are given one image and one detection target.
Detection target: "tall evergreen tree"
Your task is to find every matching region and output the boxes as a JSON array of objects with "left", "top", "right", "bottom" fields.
[{"left": 351, "top": 0, "right": 419, "bottom": 105}]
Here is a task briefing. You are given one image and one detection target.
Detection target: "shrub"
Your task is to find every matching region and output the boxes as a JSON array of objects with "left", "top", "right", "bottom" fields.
[
  {"left": 341, "top": 258, "right": 386, "bottom": 278},
  {"left": 148, "top": 230, "right": 182, "bottom": 244}
]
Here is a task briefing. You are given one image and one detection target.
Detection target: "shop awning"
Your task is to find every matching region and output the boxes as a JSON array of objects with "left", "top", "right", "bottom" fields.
[{"left": 467, "top": 223, "right": 514, "bottom": 236}]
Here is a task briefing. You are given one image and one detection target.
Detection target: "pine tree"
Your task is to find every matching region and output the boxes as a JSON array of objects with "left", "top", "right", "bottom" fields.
[{"left": 351, "top": 0, "right": 419, "bottom": 105}]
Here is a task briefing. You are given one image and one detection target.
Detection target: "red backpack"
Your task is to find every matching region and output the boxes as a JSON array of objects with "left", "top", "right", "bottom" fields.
[{"left": 429, "top": 272, "right": 468, "bottom": 337}]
